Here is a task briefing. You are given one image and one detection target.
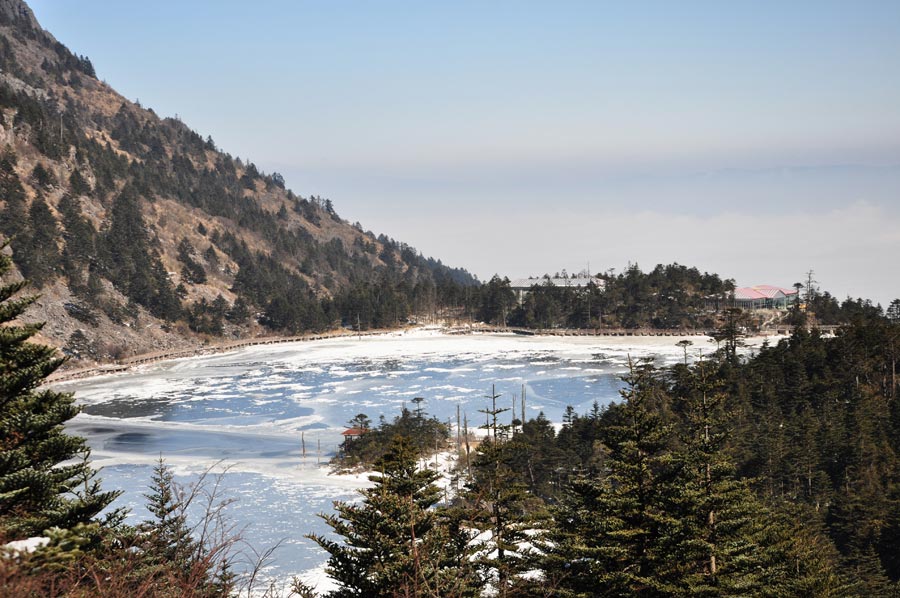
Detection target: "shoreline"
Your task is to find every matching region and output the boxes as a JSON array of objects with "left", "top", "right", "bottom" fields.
[
  {"left": 46, "top": 326, "right": 408, "bottom": 384},
  {"left": 46, "top": 323, "right": 802, "bottom": 386}
]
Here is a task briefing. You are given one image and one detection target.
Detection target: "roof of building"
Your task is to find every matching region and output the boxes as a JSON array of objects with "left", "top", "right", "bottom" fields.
[
  {"left": 734, "top": 285, "right": 799, "bottom": 301},
  {"left": 341, "top": 428, "right": 367, "bottom": 436},
  {"left": 509, "top": 276, "right": 605, "bottom": 290},
  {"left": 752, "top": 284, "right": 798, "bottom": 297},
  {"left": 735, "top": 288, "right": 767, "bottom": 300}
]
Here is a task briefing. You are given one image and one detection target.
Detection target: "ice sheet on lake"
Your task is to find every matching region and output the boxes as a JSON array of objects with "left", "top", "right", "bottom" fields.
[{"left": 58, "top": 331, "right": 778, "bottom": 587}]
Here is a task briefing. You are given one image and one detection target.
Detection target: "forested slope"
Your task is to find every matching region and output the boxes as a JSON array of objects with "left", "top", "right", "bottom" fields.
[
  {"left": 0, "top": 0, "right": 475, "bottom": 364},
  {"left": 320, "top": 313, "right": 900, "bottom": 596}
]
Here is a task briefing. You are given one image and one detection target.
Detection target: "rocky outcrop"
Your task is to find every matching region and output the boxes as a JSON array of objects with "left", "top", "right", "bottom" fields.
[{"left": 0, "top": 0, "right": 40, "bottom": 32}]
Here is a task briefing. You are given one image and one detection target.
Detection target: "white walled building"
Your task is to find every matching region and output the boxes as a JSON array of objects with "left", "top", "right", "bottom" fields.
[
  {"left": 509, "top": 276, "right": 606, "bottom": 304},
  {"left": 733, "top": 285, "right": 799, "bottom": 310}
]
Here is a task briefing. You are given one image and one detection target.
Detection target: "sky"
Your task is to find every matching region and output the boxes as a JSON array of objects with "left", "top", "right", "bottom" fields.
[{"left": 28, "top": 1, "right": 900, "bottom": 306}]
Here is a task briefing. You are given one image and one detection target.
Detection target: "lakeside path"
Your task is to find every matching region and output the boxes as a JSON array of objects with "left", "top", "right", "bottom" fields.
[
  {"left": 44, "top": 323, "right": 799, "bottom": 386},
  {"left": 45, "top": 327, "right": 402, "bottom": 384}
]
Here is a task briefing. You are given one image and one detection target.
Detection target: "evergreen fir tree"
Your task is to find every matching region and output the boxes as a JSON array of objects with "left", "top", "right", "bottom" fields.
[
  {"left": 505, "top": 412, "right": 568, "bottom": 500},
  {"left": 668, "top": 360, "right": 787, "bottom": 596},
  {"left": 120, "top": 458, "right": 240, "bottom": 597},
  {"left": 177, "top": 237, "right": 207, "bottom": 284},
  {"left": 0, "top": 242, "right": 119, "bottom": 538},
  {"left": 776, "top": 506, "right": 862, "bottom": 597},
  {"left": 535, "top": 358, "right": 680, "bottom": 597},
  {"left": 226, "top": 296, "right": 251, "bottom": 324},
  {"left": 710, "top": 307, "right": 745, "bottom": 363},
  {"left": 0, "top": 152, "right": 27, "bottom": 241},
  {"left": 101, "top": 187, "right": 181, "bottom": 319},
  {"left": 30, "top": 163, "right": 55, "bottom": 189},
  {"left": 68, "top": 168, "right": 91, "bottom": 196},
  {"left": 0, "top": 151, "right": 33, "bottom": 281},
  {"left": 140, "top": 457, "right": 200, "bottom": 576},
  {"left": 58, "top": 193, "right": 98, "bottom": 291},
  {"left": 464, "top": 386, "right": 539, "bottom": 596},
  {"left": 309, "top": 435, "right": 478, "bottom": 597},
  {"left": 18, "top": 196, "right": 61, "bottom": 287}
]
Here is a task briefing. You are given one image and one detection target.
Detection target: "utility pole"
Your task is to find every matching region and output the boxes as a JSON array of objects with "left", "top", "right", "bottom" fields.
[
  {"left": 456, "top": 405, "right": 462, "bottom": 493},
  {"left": 521, "top": 383, "right": 526, "bottom": 426},
  {"left": 301, "top": 431, "right": 306, "bottom": 458},
  {"left": 463, "top": 412, "right": 470, "bottom": 475},
  {"left": 456, "top": 404, "right": 461, "bottom": 454},
  {"left": 587, "top": 260, "right": 591, "bottom": 330}
]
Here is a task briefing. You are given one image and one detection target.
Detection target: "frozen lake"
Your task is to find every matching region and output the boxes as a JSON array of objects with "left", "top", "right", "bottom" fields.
[{"left": 58, "top": 330, "right": 726, "bottom": 588}]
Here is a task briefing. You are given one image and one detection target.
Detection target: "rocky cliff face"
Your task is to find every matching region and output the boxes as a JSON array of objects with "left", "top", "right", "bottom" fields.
[
  {"left": 0, "top": 1, "right": 474, "bottom": 365},
  {"left": 0, "top": 0, "right": 39, "bottom": 31}
]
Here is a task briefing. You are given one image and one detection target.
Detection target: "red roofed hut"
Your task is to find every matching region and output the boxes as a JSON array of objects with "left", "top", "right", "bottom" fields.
[{"left": 341, "top": 427, "right": 368, "bottom": 441}]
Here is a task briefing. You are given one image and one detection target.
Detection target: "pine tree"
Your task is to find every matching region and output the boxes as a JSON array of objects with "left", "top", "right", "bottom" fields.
[
  {"left": 140, "top": 457, "right": 198, "bottom": 574},
  {"left": 122, "top": 458, "right": 240, "bottom": 596},
  {"left": 0, "top": 242, "right": 119, "bottom": 538},
  {"left": 0, "top": 152, "right": 27, "bottom": 241},
  {"left": 18, "top": 196, "right": 61, "bottom": 287},
  {"left": 68, "top": 168, "right": 91, "bottom": 196},
  {"left": 464, "top": 386, "right": 538, "bottom": 596},
  {"left": 58, "top": 194, "right": 98, "bottom": 291},
  {"left": 535, "top": 358, "right": 680, "bottom": 597},
  {"left": 776, "top": 506, "right": 862, "bottom": 597},
  {"left": 668, "top": 360, "right": 787, "bottom": 596},
  {"left": 309, "top": 435, "right": 478, "bottom": 597},
  {"left": 710, "top": 307, "right": 745, "bottom": 363},
  {"left": 101, "top": 187, "right": 181, "bottom": 319}
]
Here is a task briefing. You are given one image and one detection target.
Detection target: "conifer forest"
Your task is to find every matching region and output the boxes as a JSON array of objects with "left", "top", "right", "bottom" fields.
[{"left": 3, "top": 0, "right": 900, "bottom": 596}]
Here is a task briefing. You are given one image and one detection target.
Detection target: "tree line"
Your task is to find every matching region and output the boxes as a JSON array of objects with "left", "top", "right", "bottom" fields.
[
  {"left": 308, "top": 312, "right": 900, "bottom": 597},
  {"left": 474, "top": 265, "right": 732, "bottom": 330},
  {"left": 474, "top": 267, "right": 895, "bottom": 332},
  {"left": 4, "top": 240, "right": 900, "bottom": 595}
]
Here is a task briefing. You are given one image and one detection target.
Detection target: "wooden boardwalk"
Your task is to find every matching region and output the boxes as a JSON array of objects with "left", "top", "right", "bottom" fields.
[
  {"left": 46, "top": 328, "right": 391, "bottom": 384},
  {"left": 452, "top": 324, "right": 840, "bottom": 337},
  {"left": 448, "top": 325, "right": 715, "bottom": 337}
]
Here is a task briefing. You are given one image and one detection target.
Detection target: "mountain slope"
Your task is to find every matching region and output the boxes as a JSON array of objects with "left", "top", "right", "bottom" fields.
[{"left": 0, "top": 0, "right": 475, "bottom": 364}]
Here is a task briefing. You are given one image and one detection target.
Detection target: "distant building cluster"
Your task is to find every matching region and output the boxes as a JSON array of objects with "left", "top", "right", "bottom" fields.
[
  {"left": 509, "top": 276, "right": 606, "bottom": 304},
  {"left": 732, "top": 285, "right": 799, "bottom": 310}
]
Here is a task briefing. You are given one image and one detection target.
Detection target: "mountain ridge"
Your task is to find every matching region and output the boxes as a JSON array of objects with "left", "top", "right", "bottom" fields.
[{"left": 0, "top": 1, "right": 476, "bottom": 366}]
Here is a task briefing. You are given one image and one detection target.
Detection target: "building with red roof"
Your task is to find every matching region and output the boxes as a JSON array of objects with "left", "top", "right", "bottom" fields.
[
  {"left": 341, "top": 428, "right": 368, "bottom": 440},
  {"left": 733, "top": 285, "right": 798, "bottom": 310}
]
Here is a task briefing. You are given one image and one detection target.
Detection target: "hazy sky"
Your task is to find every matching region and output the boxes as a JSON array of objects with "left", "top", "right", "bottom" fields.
[{"left": 29, "top": 1, "right": 900, "bottom": 305}]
